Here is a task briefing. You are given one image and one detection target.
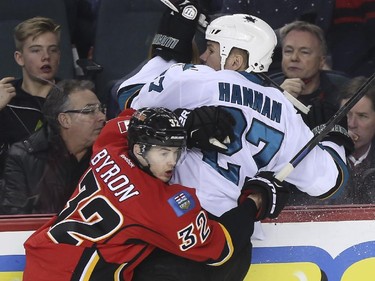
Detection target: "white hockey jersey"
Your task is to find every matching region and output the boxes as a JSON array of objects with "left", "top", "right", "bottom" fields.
[{"left": 131, "top": 63, "right": 347, "bottom": 216}]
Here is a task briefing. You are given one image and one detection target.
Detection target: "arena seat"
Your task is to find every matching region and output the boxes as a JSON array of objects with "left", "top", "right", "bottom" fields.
[{"left": 90, "top": 0, "right": 165, "bottom": 109}]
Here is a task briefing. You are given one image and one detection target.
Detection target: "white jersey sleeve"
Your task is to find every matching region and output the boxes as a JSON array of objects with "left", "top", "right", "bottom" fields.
[
  {"left": 133, "top": 63, "right": 347, "bottom": 216},
  {"left": 117, "top": 56, "right": 175, "bottom": 110},
  {"left": 117, "top": 56, "right": 175, "bottom": 92}
]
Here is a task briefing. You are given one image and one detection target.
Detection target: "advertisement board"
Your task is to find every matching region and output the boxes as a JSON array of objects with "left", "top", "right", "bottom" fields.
[{"left": 1, "top": 205, "right": 374, "bottom": 281}]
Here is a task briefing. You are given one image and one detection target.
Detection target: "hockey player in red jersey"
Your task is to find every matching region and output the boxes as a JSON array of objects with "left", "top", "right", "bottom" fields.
[{"left": 23, "top": 107, "right": 289, "bottom": 281}]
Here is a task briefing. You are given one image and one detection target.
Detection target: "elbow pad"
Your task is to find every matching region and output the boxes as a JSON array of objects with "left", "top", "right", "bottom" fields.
[{"left": 315, "top": 145, "right": 350, "bottom": 200}]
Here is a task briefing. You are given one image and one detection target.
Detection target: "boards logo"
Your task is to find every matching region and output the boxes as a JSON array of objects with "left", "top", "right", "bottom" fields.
[{"left": 247, "top": 242, "right": 375, "bottom": 281}]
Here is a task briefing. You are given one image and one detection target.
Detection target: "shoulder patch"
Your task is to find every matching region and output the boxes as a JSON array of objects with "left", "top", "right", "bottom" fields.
[
  {"left": 168, "top": 191, "right": 195, "bottom": 217},
  {"left": 117, "top": 120, "right": 129, "bottom": 133}
]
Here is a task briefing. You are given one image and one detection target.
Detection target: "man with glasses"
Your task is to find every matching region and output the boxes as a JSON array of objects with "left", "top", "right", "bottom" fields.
[{"left": 0, "top": 79, "right": 106, "bottom": 214}]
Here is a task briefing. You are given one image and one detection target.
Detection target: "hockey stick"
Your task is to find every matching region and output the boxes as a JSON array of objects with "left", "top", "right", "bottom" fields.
[
  {"left": 159, "top": 0, "right": 309, "bottom": 114},
  {"left": 275, "top": 72, "right": 375, "bottom": 181}
]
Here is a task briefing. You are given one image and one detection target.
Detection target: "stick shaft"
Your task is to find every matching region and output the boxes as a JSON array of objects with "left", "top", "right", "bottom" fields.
[{"left": 160, "top": 0, "right": 179, "bottom": 12}]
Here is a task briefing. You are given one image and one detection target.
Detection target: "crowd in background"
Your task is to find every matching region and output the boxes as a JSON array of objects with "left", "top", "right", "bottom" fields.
[{"left": 0, "top": 0, "right": 375, "bottom": 215}]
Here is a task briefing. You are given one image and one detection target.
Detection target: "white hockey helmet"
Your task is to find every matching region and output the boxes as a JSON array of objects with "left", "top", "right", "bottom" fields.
[{"left": 205, "top": 14, "right": 277, "bottom": 73}]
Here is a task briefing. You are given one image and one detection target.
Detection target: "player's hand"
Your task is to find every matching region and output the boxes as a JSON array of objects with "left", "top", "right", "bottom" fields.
[
  {"left": 238, "top": 171, "right": 291, "bottom": 221},
  {"left": 153, "top": 0, "right": 202, "bottom": 63},
  {"left": 0, "top": 77, "right": 16, "bottom": 110},
  {"left": 280, "top": 78, "right": 305, "bottom": 97},
  {"left": 174, "top": 106, "right": 236, "bottom": 153}
]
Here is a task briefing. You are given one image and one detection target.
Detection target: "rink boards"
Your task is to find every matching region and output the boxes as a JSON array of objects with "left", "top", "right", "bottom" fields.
[{"left": 1, "top": 205, "right": 374, "bottom": 281}]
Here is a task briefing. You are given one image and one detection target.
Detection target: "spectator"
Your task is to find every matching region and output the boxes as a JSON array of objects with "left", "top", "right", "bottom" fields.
[
  {"left": 22, "top": 107, "right": 289, "bottom": 281},
  {"left": 272, "top": 20, "right": 350, "bottom": 129},
  {"left": 0, "top": 17, "right": 62, "bottom": 176},
  {"left": 338, "top": 76, "right": 375, "bottom": 204},
  {"left": 269, "top": 20, "right": 354, "bottom": 205},
  {"left": 0, "top": 79, "right": 106, "bottom": 214}
]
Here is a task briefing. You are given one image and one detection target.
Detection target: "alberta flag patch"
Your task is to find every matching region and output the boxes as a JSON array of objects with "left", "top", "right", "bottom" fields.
[{"left": 168, "top": 191, "right": 195, "bottom": 217}]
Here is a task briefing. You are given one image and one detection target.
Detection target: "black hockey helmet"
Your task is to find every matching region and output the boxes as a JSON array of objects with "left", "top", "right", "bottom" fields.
[{"left": 128, "top": 107, "right": 187, "bottom": 149}]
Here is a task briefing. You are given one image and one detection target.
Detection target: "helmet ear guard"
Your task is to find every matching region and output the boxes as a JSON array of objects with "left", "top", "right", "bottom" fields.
[{"left": 205, "top": 14, "right": 277, "bottom": 73}]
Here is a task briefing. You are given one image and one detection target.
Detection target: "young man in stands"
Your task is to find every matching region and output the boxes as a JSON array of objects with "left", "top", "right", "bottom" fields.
[{"left": 0, "top": 17, "right": 61, "bottom": 176}]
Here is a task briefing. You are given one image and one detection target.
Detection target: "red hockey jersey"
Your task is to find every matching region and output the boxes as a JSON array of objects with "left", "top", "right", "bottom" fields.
[{"left": 23, "top": 109, "right": 256, "bottom": 280}]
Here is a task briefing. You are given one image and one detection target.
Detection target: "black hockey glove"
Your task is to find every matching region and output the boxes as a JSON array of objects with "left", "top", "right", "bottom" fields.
[
  {"left": 312, "top": 124, "right": 354, "bottom": 155},
  {"left": 238, "top": 172, "right": 291, "bottom": 221},
  {"left": 174, "top": 106, "right": 236, "bottom": 153},
  {"left": 303, "top": 99, "right": 354, "bottom": 155},
  {"left": 152, "top": 0, "right": 203, "bottom": 63}
]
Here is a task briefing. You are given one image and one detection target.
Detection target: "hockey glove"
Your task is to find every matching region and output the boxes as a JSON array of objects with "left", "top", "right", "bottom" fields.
[
  {"left": 238, "top": 172, "right": 291, "bottom": 221},
  {"left": 152, "top": 0, "right": 202, "bottom": 63},
  {"left": 303, "top": 99, "right": 354, "bottom": 155},
  {"left": 174, "top": 106, "right": 236, "bottom": 153},
  {"left": 312, "top": 124, "right": 354, "bottom": 155}
]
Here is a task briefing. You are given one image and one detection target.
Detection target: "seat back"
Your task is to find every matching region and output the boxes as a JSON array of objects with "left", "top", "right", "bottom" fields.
[
  {"left": 0, "top": 0, "right": 74, "bottom": 79},
  {"left": 92, "top": 0, "right": 164, "bottom": 102},
  {"left": 0, "top": 20, "right": 21, "bottom": 78}
]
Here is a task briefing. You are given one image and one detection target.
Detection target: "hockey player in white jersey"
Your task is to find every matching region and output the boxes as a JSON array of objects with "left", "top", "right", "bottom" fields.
[
  {"left": 118, "top": 3, "right": 351, "bottom": 280},
  {"left": 130, "top": 13, "right": 350, "bottom": 215}
]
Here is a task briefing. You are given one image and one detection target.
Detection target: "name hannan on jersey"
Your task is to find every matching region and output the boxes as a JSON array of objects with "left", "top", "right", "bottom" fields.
[
  {"left": 92, "top": 148, "right": 140, "bottom": 202},
  {"left": 218, "top": 82, "right": 282, "bottom": 123}
]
